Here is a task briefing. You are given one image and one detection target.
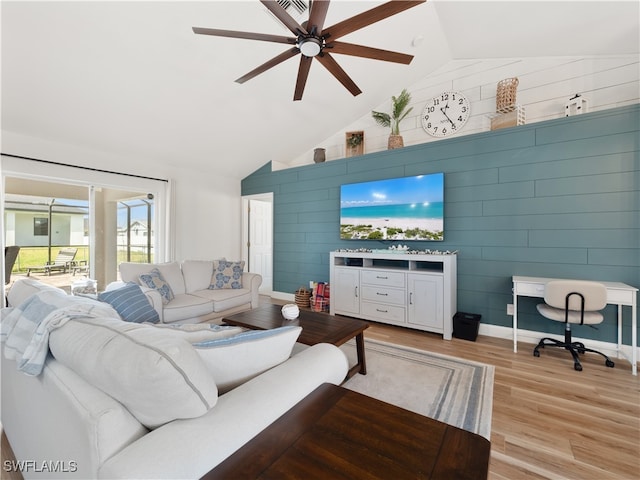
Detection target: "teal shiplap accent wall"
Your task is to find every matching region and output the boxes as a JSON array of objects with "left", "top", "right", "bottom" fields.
[{"left": 242, "top": 105, "right": 640, "bottom": 345}]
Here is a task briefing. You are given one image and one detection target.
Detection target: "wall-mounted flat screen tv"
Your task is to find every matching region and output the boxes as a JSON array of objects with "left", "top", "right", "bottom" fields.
[{"left": 340, "top": 172, "right": 444, "bottom": 241}]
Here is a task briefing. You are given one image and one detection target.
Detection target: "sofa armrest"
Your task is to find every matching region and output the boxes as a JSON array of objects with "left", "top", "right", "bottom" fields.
[
  {"left": 139, "top": 286, "right": 164, "bottom": 322},
  {"left": 242, "top": 272, "right": 262, "bottom": 308}
]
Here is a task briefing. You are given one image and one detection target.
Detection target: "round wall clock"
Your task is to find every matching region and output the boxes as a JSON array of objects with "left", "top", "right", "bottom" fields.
[{"left": 421, "top": 91, "right": 471, "bottom": 137}]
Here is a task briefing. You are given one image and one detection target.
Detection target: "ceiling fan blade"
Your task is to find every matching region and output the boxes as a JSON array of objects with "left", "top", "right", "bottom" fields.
[
  {"left": 316, "top": 52, "right": 362, "bottom": 97},
  {"left": 293, "top": 56, "right": 313, "bottom": 101},
  {"left": 236, "top": 47, "right": 300, "bottom": 84},
  {"left": 307, "top": 0, "right": 330, "bottom": 35},
  {"left": 323, "top": 0, "right": 425, "bottom": 41},
  {"left": 260, "top": 0, "right": 308, "bottom": 36},
  {"left": 192, "top": 27, "right": 295, "bottom": 45},
  {"left": 328, "top": 41, "right": 414, "bottom": 64}
]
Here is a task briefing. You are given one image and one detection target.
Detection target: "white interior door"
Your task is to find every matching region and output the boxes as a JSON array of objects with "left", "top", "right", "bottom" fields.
[{"left": 243, "top": 194, "right": 273, "bottom": 294}]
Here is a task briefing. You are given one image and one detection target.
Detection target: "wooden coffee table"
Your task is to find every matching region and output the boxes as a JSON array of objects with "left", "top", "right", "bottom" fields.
[
  {"left": 202, "top": 383, "right": 491, "bottom": 479},
  {"left": 223, "top": 304, "right": 369, "bottom": 379}
]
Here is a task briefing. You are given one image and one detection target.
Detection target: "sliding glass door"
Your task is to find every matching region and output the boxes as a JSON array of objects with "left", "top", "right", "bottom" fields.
[{"left": 1, "top": 155, "right": 172, "bottom": 296}]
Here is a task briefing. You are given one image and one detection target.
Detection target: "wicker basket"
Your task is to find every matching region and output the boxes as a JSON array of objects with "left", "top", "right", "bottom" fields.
[
  {"left": 496, "top": 77, "right": 519, "bottom": 113},
  {"left": 294, "top": 287, "right": 311, "bottom": 308}
]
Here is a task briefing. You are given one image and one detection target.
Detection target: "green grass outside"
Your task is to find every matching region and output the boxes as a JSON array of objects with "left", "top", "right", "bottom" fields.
[{"left": 10, "top": 247, "right": 153, "bottom": 272}]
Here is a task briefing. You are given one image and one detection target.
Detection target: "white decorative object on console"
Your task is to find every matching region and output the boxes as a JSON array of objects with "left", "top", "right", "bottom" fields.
[{"left": 329, "top": 251, "right": 457, "bottom": 339}]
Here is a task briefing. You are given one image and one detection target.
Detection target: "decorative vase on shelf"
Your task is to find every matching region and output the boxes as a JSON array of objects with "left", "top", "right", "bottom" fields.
[
  {"left": 388, "top": 134, "right": 404, "bottom": 149},
  {"left": 313, "top": 148, "right": 326, "bottom": 163}
]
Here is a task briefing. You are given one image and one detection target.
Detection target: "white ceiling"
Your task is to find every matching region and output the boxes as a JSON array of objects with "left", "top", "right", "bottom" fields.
[{"left": 2, "top": 1, "right": 639, "bottom": 179}]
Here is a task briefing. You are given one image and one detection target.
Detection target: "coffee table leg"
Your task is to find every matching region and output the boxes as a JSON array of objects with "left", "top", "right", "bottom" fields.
[
  {"left": 355, "top": 332, "right": 366, "bottom": 375},
  {"left": 345, "top": 332, "right": 367, "bottom": 380}
]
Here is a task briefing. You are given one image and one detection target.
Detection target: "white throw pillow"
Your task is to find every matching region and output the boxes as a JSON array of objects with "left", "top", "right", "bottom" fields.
[
  {"left": 193, "top": 326, "right": 302, "bottom": 394},
  {"left": 49, "top": 316, "right": 218, "bottom": 429}
]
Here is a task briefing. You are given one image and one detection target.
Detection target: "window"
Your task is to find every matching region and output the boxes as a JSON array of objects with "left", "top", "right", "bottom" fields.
[{"left": 34, "top": 217, "right": 48, "bottom": 236}]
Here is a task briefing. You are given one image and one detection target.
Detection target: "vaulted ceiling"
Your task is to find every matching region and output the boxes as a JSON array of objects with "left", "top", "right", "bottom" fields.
[{"left": 2, "top": 1, "right": 638, "bottom": 179}]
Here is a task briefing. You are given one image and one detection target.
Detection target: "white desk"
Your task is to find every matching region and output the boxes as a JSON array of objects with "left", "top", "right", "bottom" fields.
[{"left": 512, "top": 276, "right": 638, "bottom": 376}]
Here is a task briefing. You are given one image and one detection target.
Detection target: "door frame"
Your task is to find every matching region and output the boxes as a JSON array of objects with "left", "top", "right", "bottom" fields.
[{"left": 241, "top": 192, "right": 273, "bottom": 296}]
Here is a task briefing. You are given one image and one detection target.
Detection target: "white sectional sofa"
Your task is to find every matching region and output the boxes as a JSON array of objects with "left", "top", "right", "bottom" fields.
[
  {"left": 113, "top": 260, "right": 262, "bottom": 324},
  {"left": 1, "top": 279, "right": 348, "bottom": 479}
]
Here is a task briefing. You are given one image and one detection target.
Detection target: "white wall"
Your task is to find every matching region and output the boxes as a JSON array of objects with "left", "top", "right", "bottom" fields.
[
  {"left": 289, "top": 55, "right": 640, "bottom": 167},
  {"left": 1, "top": 133, "right": 243, "bottom": 262}
]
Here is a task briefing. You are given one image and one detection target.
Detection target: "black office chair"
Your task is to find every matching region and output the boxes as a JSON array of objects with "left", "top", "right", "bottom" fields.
[{"left": 533, "top": 279, "right": 615, "bottom": 371}]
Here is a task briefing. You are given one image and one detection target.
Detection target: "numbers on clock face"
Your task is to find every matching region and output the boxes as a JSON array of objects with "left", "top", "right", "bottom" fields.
[{"left": 421, "top": 91, "right": 470, "bottom": 137}]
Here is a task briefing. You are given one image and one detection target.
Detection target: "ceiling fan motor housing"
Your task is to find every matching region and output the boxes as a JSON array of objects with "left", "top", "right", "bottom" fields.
[{"left": 298, "top": 36, "right": 322, "bottom": 57}]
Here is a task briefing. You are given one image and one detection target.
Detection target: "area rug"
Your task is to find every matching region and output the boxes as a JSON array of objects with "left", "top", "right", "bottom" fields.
[{"left": 341, "top": 339, "right": 494, "bottom": 440}]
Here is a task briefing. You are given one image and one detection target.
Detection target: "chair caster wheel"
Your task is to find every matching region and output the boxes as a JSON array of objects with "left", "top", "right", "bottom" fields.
[
  {"left": 606, "top": 360, "right": 615, "bottom": 368},
  {"left": 533, "top": 350, "right": 540, "bottom": 357},
  {"left": 574, "top": 363, "right": 583, "bottom": 371}
]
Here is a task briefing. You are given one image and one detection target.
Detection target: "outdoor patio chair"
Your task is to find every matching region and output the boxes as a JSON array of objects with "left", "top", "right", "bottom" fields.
[
  {"left": 26, "top": 247, "right": 78, "bottom": 276},
  {"left": 4, "top": 246, "right": 20, "bottom": 284}
]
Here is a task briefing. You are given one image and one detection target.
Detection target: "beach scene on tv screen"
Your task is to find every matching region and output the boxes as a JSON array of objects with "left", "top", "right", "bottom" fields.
[{"left": 340, "top": 173, "right": 444, "bottom": 241}]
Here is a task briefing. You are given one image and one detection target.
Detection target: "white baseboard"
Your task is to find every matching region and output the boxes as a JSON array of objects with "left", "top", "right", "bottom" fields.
[
  {"left": 270, "top": 291, "right": 294, "bottom": 302},
  {"left": 269, "top": 291, "right": 638, "bottom": 367},
  {"left": 478, "top": 323, "right": 638, "bottom": 366}
]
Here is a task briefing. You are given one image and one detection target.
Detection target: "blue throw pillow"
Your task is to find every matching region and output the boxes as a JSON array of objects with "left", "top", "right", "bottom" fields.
[
  {"left": 139, "top": 268, "right": 174, "bottom": 304},
  {"left": 209, "top": 260, "right": 245, "bottom": 290},
  {"left": 98, "top": 283, "right": 160, "bottom": 324}
]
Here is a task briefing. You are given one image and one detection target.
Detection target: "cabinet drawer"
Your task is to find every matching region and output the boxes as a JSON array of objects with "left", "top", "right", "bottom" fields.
[
  {"left": 515, "top": 282, "right": 545, "bottom": 297},
  {"left": 361, "top": 285, "right": 406, "bottom": 306},
  {"left": 361, "top": 270, "right": 405, "bottom": 288},
  {"left": 361, "top": 302, "right": 406, "bottom": 324}
]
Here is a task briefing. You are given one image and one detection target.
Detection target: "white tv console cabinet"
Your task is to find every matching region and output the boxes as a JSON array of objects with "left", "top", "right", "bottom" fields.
[{"left": 329, "top": 251, "right": 457, "bottom": 340}]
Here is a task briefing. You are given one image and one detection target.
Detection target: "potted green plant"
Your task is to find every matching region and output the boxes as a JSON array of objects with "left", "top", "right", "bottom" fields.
[{"left": 371, "top": 88, "right": 413, "bottom": 149}]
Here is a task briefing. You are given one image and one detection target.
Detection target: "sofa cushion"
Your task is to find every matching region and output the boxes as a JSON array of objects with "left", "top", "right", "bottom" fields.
[
  {"left": 193, "top": 325, "right": 301, "bottom": 393},
  {"left": 6, "top": 277, "right": 67, "bottom": 308},
  {"left": 191, "top": 288, "right": 253, "bottom": 313},
  {"left": 182, "top": 260, "right": 215, "bottom": 293},
  {"left": 49, "top": 316, "right": 218, "bottom": 429},
  {"left": 209, "top": 260, "right": 245, "bottom": 289},
  {"left": 162, "top": 293, "right": 214, "bottom": 323},
  {"left": 98, "top": 282, "right": 160, "bottom": 324},
  {"left": 120, "top": 262, "right": 186, "bottom": 295},
  {"left": 152, "top": 323, "right": 244, "bottom": 343}
]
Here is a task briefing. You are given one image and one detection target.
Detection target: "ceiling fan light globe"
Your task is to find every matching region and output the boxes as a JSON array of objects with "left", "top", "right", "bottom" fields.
[{"left": 298, "top": 38, "right": 321, "bottom": 57}]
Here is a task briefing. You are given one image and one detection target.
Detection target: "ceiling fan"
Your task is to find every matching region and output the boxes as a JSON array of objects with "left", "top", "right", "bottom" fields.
[{"left": 193, "top": 0, "right": 426, "bottom": 101}]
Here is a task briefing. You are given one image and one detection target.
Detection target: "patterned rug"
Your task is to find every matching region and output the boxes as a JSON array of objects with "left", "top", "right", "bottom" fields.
[{"left": 341, "top": 339, "right": 494, "bottom": 440}]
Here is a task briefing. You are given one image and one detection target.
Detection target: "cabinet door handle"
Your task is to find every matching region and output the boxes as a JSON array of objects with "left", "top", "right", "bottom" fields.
[
  {"left": 376, "top": 292, "right": 388, "bottom": 296},
  {"left": 376, "top": 275, "right": 388, "bottom": 279},
  {"left": 409, "top": 292, "right": 413, "bottom": 305},
  {"left": 355, "top": 286, "right": 358, "bottom": 298},
  {"left": 376, "top": 308, "right": 388, "bottom": 313}
]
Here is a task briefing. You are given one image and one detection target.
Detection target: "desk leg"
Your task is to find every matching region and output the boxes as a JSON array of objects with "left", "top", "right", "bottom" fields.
[
  {"left": 618, "top": 301, "right": 637, "bottom": 376},
  {"left": 617, "top": 304, "right": 623, "bottom": 360},
  {"left": 513, "top": 291, "right": 518, "bottom": 353},
  {"left": 633, "top": 296, "right": 637, "bottom": 376}
]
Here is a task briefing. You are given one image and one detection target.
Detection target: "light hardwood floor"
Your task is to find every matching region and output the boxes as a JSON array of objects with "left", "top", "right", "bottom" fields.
[
  {"left": 364, "top": 321, "right": 640, "bottom": 480},
  {"left": 2, "top": 313, "right": 638, "bottom": 480}
]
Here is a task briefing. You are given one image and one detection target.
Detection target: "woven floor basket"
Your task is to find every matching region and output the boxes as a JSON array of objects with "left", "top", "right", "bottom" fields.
[
  {"left": 295, "top": 287, "right": 311, "bottom": 308},
  {"left": 496, "top": 77, "right": 519, "bottom": 113}
]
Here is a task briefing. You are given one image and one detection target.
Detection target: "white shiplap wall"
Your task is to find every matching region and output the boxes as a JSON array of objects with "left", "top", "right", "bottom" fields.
[{"left": 288, "top": 55, "right": 640, "bottom": 167}]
